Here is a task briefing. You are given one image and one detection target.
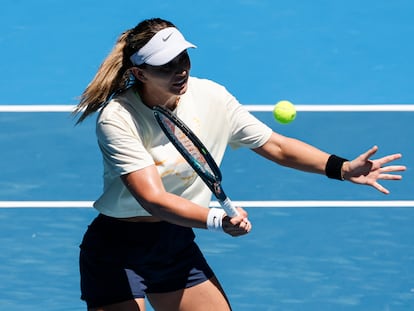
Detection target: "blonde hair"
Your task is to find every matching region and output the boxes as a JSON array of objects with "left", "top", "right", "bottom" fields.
[{"left": 73, "top": 18, "right": 174, "bottom": 124}]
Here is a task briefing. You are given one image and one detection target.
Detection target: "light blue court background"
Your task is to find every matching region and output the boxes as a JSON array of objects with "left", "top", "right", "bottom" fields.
[
  {"left": 1, "top": 1, "right": 413, "bottom": 310},
  {"left": 1, "top": 0, "right": 414, "bottom": 105}
]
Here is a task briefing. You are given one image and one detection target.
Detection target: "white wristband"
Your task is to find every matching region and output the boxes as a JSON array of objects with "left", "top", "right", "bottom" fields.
[{"left": 206, "top": 208, "right": 226, "bottom": 232}]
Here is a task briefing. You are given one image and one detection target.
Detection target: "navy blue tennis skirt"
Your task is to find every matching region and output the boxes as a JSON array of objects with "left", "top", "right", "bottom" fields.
[{"left": 79, "top": 214, "right": 214, "bottom": 308}]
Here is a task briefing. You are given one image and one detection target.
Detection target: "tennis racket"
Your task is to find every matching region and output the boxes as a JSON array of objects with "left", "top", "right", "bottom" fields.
[{"left": 153, "top": 105, "right": 239, "bottom": 217}]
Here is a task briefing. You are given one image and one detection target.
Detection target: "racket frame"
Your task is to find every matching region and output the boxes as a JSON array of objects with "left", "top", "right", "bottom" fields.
[{"left": 153, "top": 105, "right": 239, "bottom": 217}]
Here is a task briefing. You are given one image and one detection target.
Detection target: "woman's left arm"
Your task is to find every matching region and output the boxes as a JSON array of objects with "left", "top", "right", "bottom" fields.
[
  {"left": 253, "top": 132, "right": 406, "bottom": 194},
  {"left": 252, "top": 132, "right": 331, "bottom": 174}
]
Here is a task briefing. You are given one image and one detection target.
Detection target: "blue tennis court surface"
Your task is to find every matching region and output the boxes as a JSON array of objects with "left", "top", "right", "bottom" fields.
[{"left": 1, "top": 1, "right": 413, "bottom": 310}]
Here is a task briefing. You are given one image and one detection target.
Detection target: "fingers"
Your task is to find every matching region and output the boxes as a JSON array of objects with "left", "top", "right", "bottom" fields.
[
  {"left": 361, "top": 145, "right": 378, "bottom": 161},
  {"left": 239, "top": 218, "right": 252, "bottom": 232},
  {"left": 379, "top": 173, "right": 403, "bottom": 181},
  {"left": 377, "top": 153, "right": 404, "bottom": 166},
  {"left": 377, "top": 165, "right": 406, "bottom": 180},
  {"left": 378, "top": 164, "right": 406, "bottom": 181},
  {"left": 347, "top": 146, "right": 405, "bottom": 195},
  {"left": 380, "top": 165, "right": 406, "bottom": 173},
  {"left": 222, "top": 212, "right": 252, "bottom": 237},
  {"left": 373, "top": 181, "right": 390, "bottom": 195},
  {"left": 231, "top": 216, "right": 251, "bottom": 233},
  {"left": 370, "top": 163, "right": 406, "bottom": 194}
]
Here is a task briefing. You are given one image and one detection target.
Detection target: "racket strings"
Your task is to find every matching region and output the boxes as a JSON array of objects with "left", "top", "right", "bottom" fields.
[{"left": 160, "top": 116, "right": 214, "bottom": 177}]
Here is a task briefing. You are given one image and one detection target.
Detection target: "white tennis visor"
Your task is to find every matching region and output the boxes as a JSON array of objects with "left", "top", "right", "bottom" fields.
[{"left": 130, "top": 27, "right": 196, "bottom": 66}]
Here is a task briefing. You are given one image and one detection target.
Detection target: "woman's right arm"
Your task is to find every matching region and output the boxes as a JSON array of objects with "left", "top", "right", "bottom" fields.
[{"left": 121, "top": 165, "right": 251, "bottom": 236}]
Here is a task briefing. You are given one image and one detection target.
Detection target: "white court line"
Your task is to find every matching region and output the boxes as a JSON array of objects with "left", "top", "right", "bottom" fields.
[
  {"left": 245, "top": 104, "right": 414, "bottom": 112},
  {"left": 0, "top": 105, "right": 76, "bottom": 112},
  {"left": 1, "top": 104, "right": 414, "bottom": 112},
  {"left": 212, "top": 201, "right": 414, "bottom": 208},
  {"left": 0, "top": 201, "right": 413, "bottom": 208}
]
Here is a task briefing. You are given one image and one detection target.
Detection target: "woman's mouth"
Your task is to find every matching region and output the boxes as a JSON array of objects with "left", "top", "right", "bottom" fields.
[{"left": 172, "top": 77, "right": 187, "bottom": 87}]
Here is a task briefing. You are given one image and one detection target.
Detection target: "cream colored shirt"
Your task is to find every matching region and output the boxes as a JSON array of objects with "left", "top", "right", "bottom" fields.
[{"left": 94, "top": 77, "right": 272, "bottom": 217}]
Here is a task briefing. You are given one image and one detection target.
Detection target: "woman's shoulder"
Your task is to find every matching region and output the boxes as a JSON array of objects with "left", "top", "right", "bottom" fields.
[
  {"left": 188, "top": 76, "right": 230, "bottom": 97},
  {"left": 98, "top": 89, "right": 139, "bottom": 123},
  {"left": 188, "top": 76, "right": 225, "bottom": 89}
]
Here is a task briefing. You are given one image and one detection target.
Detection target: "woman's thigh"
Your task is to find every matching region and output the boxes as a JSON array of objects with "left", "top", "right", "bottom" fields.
[
  {"left": 147, "top": 277, "right": 231, "bottom": 311},
  {"left": 88, "top": 298, "right": 146, "bottom": 311}
]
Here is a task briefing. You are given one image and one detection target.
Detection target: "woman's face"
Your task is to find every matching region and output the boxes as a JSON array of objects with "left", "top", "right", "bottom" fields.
[{"left": 138, "top": 51, "right": 191, "bottom": 96}]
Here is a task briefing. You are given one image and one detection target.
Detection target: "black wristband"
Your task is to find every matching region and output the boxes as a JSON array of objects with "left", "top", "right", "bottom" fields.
[{"left": 325, "top": 155, "right": 348, "bottom": 180}]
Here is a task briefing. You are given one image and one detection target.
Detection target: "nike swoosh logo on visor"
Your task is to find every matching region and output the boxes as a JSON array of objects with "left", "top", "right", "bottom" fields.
[{"left": 162, "top": 33, "right": 173, "bottom": 41}]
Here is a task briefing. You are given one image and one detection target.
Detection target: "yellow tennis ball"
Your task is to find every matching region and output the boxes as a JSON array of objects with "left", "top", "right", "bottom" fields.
[{"left": 273, "top": 100, "right": 296, "bottom": 124}]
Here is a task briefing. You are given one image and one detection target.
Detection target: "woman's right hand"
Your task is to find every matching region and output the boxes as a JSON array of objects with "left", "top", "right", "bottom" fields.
[{"left": 222, "top": 207, "right": 252, "bottom": 236}]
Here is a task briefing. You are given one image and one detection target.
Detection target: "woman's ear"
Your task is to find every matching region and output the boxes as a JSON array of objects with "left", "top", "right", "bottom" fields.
[{"left": 131, "top": 67, "right": 147, "bottom": 83}]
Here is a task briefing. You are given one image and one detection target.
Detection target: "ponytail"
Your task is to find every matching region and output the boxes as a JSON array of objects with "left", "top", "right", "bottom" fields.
[{"left": 73, "top": 30, "right": 134, "bottom": 124}]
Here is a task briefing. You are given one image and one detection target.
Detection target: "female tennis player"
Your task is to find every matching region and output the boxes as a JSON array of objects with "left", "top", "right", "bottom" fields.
[{"left": 73, "top": 18, "right": 406, "bottom": 311}]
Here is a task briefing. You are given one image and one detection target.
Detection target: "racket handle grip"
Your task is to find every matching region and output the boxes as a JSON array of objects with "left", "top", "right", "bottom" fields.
[{"left": 220, "top": 197, "right": 240, "bottom": 217}]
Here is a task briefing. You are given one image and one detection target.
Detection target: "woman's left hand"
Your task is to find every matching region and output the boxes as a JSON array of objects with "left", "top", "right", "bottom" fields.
[{"left": 342, "top": 145, "right": 406, "bottom": 194}]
